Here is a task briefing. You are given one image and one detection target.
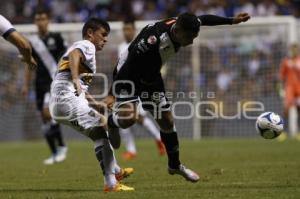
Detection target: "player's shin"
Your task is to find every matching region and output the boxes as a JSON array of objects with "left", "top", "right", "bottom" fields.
[
  {"left": 94, "top": 138, "right": 118, "bottom": 188},
  {"left": 159, "top": 130, "right": 181, "bottom": 169},
  {"left": 42, "top": 122, "right": 57, "bottom": 154},
  {"left": 50, "top": 121, "right": 65, "bottom": 147}
]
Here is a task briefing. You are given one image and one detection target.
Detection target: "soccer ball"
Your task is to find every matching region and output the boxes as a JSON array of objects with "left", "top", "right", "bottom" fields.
[{"left": 255, "top": 112, "right": 284, "bottom": 139}]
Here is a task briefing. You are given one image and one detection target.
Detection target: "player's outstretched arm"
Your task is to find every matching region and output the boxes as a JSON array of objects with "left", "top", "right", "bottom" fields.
[
  {"left": 6, "top": 31, "right": 37, "bottom": 70},
  {"left": 198, "top": 13, "right": 250, "bottom": 26}
]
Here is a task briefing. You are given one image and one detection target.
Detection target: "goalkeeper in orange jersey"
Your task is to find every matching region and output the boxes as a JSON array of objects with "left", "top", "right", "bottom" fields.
[{"left": 280, "top": 44, "right": 300, "bottom": 139}]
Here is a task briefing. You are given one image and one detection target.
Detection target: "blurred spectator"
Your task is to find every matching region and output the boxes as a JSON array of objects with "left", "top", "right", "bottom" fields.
[
  {"left": 1, "top": 0, "right": 300, "bottom": 24},
  {"left": 216, "top": 68, "right": 235, "bottom": 94},
  {"left": 143, "top": 1, "right": 162, "bottom": 20},
  {"left": 256, "top": 0, "right": 278, "bottom": 16},
  {"left": 234, "top": 0, "right": 257, "bottom": 16},
  {"left": 207, "top": 0, "right": 226, "bottom": 16}
]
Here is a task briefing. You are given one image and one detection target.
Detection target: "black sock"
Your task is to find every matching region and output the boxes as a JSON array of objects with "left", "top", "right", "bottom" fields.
[
  {"left": 51, "top": 124, "right": 65, "bottom": 147},
  {"left": 95, "top": 145, "right": 105, "bottom": 175},
  {"left": 44, "top": 129, "right": 57, "bottom": 154},
  {"left": 160, "top": 131, "right": 181, "bottom": 169}
]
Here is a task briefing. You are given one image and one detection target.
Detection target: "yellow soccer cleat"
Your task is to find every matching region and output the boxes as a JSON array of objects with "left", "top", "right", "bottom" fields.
[
  {"left": 277, "top": 131, "right": 288, "bottom": 142},
  {"left": 103, "top": 183, "right": 135, "bottom": 192},
  {"left": 116, "top": 167, "right": 134, "bottom": 181}
]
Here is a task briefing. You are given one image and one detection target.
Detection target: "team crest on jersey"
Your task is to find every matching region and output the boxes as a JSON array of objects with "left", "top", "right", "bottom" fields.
[{"left": 147, "top": 35, "right": 157, "bottom": 45}]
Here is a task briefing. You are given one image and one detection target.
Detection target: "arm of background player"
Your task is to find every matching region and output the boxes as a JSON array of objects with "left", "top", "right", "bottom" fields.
[
  {"left": 69, "top": 49, "right": 83, "bottom": 96},
  {"left": 6, "top": 31, "right": 37, "bottom": 70},
  {"left": 21, "top": 64, "right": 32, "bottom": 97},
  {"left": 198, "top": 13, "right": 250, "bottom": 26}
]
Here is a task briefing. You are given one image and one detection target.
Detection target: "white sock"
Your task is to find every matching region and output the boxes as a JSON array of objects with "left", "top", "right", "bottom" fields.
[
  {"left": 94, "top": 138, "right": 117, "bottom": 187},
  {"left": 142, "top": 117, "right": 161, "bottom": 140},
  {"left": 114, "top": 164, "right": 121, "bottom": 174},
  {"left": 120, "top": 128, "right": 137, "bottom": 154}
]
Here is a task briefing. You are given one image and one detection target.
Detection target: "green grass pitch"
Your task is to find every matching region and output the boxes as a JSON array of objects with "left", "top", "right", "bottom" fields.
[{"left": 0, "top": 138, "right": 299, "bottom": 199}]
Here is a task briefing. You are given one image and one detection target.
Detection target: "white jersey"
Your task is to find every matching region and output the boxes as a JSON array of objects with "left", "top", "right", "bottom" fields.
[
  {"left": 55, "top": 40, "right": 96, "bottom": 85},
  {"left": 50, "top": 40, "right": 101, "bottom": 134},
  {"left": 118, "top": 42, "right": 130, "bottom": 58},
  {"left": 0, "top": 15, "right": 16, "bottom": 39},
  {"left": 117, "top": 41, "right": 130, "bottom": 72}
]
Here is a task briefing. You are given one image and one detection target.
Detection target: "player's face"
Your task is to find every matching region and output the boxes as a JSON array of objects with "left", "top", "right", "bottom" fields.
[
  {"left": 34, "top": 14, "right": 49, "bottom": 34},
  {"left": 175, "top": 29, "right": 199, "bottom": 47},
  {"left": 123, "top": 24, "right": 135, "bottom": 43},
  {"left": 90, "top": 27, "right": 109, "bottom": 51}
]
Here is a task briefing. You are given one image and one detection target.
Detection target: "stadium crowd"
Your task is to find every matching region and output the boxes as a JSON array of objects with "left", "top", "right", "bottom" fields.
[{"left": 0, "top": 0, "right": 300, "bottom": 24}]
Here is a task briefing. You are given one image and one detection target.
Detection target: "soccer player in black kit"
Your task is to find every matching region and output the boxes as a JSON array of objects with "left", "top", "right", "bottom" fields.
[
  {"left": 22, "top": 9, "right": 67, "bottom": 165},
  {"left": 106, "top": 12, "right": 250, "bottom": 182}
]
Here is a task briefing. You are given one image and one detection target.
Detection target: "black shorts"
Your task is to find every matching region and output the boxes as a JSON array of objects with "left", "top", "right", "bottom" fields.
[
  {"left": 35, "top": 83, "right": 51, "bottom": 111},
  {"left": 113, "top": 69, "right": 170, "bottom": 111}
]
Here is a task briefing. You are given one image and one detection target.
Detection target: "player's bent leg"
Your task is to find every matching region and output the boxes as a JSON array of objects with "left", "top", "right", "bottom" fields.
[
  {"left": 107, "top": 101, "right": 139, "bottom": 149},
  {"left": 156, "top": 111, "right": 200, "bottom": 183},
  {"left": 49, "top": 86, "right": 134, "bottom": 191},
  {"left": 111, "top": 102, "right": 138, "bottom": 129},
  {"left": 41, "top": 108, "right": 59, "bottom": 165},
  {"left": 42, "top": 92, "right": 68, "bottom": 164},
  {"left": 92, "top": 130, "right": 134, "bottom": 192}
]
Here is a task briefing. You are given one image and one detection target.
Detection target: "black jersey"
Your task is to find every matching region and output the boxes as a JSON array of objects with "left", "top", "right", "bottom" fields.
[
  {"left": 114, "top": 17, "right": 179, "bottom": 85},
  {"left": 32, "top": 32, "right": 66, "bottom": 86},
  {"left": 114, "top": 14, "right": 233, "bottom": 85}
]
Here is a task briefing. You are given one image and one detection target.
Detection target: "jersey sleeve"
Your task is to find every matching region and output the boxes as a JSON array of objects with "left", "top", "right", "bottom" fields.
[
  {"left": 0, "top": 15, "right": 16, "bottom": 39},
  {"left": 73, "top": 40, "right": 95, "bottom": 61},
  {"left": 198, "top": 15, "right": 233, "bottom": 26}
]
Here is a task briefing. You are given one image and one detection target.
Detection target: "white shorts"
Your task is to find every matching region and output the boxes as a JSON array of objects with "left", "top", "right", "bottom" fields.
[{"left": 49, "top": 80, "right": 103, "bottom": 137}]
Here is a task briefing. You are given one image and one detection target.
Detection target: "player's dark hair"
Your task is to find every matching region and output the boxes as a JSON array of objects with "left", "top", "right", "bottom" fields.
[
  {"left": 34, "top": 8, "right": 51, "bottom": 18},
  {"left": 123, "top": 18, "right": 135, "bottom": 28},
  {"left": 176, "top": 12, "right": 201, "bottom": 33},
  {"left": 82, "top": 17, "right": 110, "bottom": 38}
]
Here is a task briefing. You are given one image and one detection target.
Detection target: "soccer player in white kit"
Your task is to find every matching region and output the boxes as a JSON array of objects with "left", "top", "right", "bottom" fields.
[
  {"left": 0, "top": 15, "right": 36, "bottom": 69},
  {"left": 49, "top": 18, "right": 134, "bottom": 192},
  {"left": 118, "top": 19, "right": 165, "bottom": 160}
]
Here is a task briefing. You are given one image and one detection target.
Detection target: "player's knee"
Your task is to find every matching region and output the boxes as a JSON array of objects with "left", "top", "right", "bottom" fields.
[
  {"left": 117, "top": 103, "right": 138, "bottom": 128},
  {"left": 159, "top": 117, "right": 174, "bottom": 132}
]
